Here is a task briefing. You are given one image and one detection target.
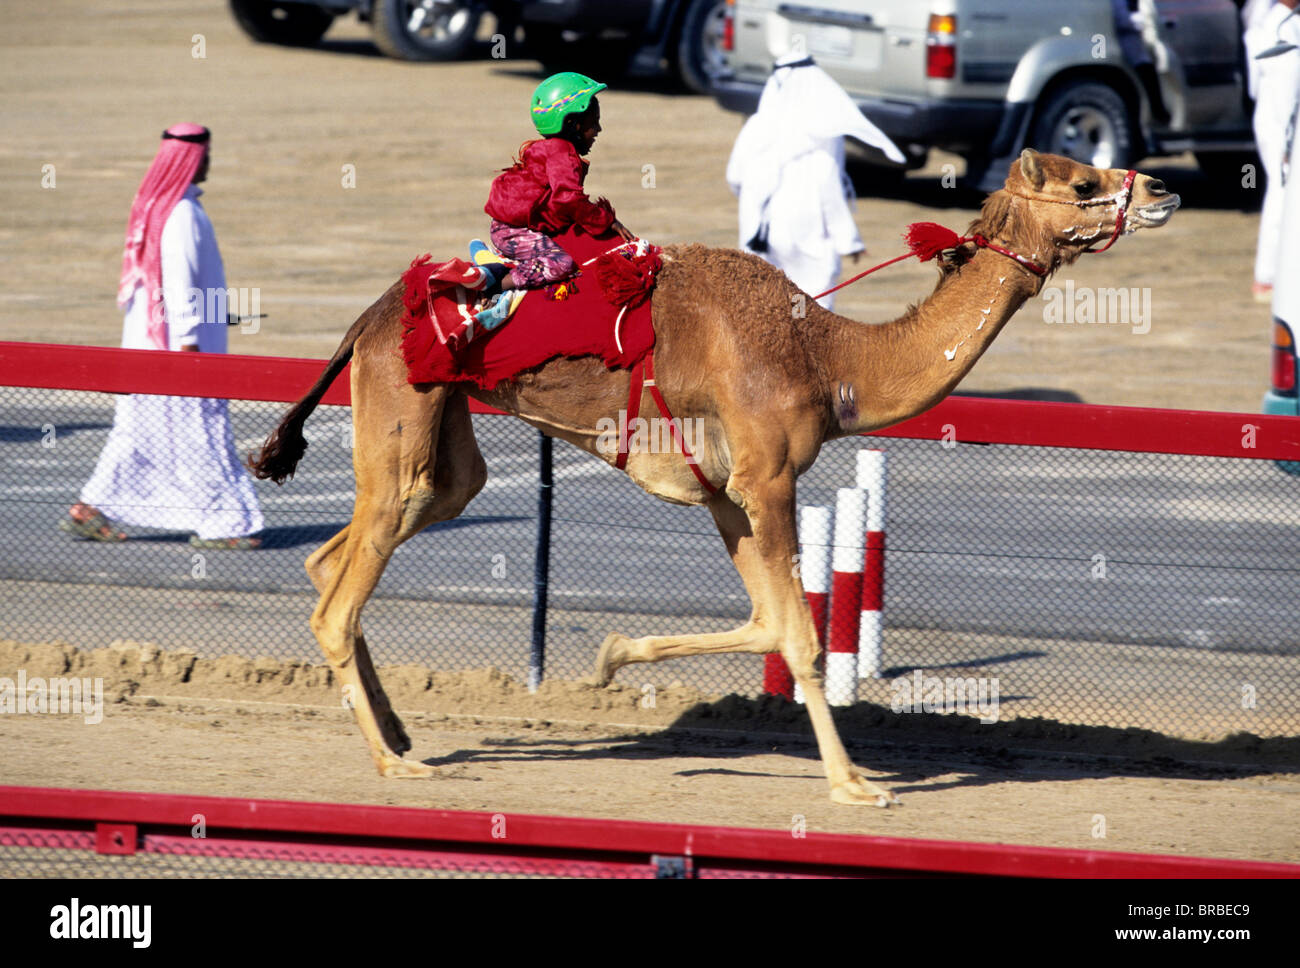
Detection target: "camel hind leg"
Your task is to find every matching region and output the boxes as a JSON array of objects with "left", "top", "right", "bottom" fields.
[{"left": 309, "top": 375, "right": 486, "bottom": 777}]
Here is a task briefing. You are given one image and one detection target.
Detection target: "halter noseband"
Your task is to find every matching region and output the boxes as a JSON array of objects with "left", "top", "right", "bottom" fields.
[{"left": 1004, "top": 168, "right": 1138, "bottom": 256}]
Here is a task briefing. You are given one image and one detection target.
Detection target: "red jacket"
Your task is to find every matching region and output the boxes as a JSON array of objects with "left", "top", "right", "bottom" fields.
[{"left": 485, "top": 138, "right": 616, "bottom": 236}]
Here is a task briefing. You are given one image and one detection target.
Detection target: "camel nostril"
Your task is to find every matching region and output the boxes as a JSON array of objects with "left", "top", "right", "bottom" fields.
[{"left": 1146, "top": 179, "right": 1167, "bottom": 196}]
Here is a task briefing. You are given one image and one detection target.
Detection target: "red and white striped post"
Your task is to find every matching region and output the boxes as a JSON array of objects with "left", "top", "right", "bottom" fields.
[
  {"left": 825, "top": 487, "right": 866, "bottom": 706},
  {"left": 769, "top": 505, "right": 832, "bottom": 701},
  {"left": 856, "top": 449, "right": 888, "bottom": 679}
]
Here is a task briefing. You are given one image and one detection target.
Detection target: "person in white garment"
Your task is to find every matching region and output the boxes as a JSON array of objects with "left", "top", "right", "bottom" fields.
[
  {"left": 726, "top": 51, "right": 906, "bottom": 310},
  {"left": 60, "top": 124, "right": 264, "bottom": 548},
  {"left": 1246, "top": 0, "right": 1300, "bottom": 302}
]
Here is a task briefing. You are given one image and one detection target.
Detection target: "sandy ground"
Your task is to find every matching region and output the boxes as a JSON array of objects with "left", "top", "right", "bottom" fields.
[
  {"left": 1, "top": 642, "right": 1296, "bottom": 863},
  {"left": 0, "top": 1, "right": 1279, "bottom": 412},
  {"left": 2, "top": 4, "right": 1295, "bottom": 869}
]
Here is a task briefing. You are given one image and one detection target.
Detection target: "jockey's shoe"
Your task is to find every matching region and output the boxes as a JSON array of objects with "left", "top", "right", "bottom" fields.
[
  {"left": 467, "top": 240, "right": 509, "bottom": 292},
  {"left": 474, "top": 290, "right": 515, "bottom": 331}
]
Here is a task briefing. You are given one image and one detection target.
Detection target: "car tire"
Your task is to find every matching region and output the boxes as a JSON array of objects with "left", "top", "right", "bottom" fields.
[
  {"left": 228, "top": 0, "right": 335, "bottom": 46},
  {"left": 1029, "top": 81, "right": 1134, "bottom": 171},
  {"left": 372, "top": 0, "right": 482, "bottom": 61},
  {"left": 675, "top": 0, "right": 728, "bottom": 94}
]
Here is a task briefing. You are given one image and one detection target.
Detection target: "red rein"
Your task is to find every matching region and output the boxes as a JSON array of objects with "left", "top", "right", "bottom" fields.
[{"left": 813, "top": 169, "right": 1137, "bottom": 300}]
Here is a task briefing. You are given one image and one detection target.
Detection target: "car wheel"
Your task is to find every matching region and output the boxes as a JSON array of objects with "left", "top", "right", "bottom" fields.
[
  {"left": 676, "top": 0, "right": 728, "bottom": 94},
  {"left": 1030, "top": 81, "right": 1134, "bottom": 170},
  {"left": 372, "top": 0, "right": 482, "bottom": 61},
  {"left": 228, "top": 0, "right": 335, "bottom": 46}
]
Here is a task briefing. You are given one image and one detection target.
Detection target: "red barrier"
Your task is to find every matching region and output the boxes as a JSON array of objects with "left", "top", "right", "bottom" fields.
[
  {"left": 2, "top": 786, "right": 1296, "bottom": 878},
  {"left": 2, "top": 341, "right": 1297, "bottom": 460}
]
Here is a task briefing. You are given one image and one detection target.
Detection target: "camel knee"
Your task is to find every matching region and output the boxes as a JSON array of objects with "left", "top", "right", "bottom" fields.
[
  {"left": 780, "top": 635, "right": 823, "bottom": 681},
  {"left": 310, "top": 603, "right": 359, "bottom": 667}
]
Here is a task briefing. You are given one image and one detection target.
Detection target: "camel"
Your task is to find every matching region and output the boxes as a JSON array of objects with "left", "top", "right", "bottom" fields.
[{"left": 251, "top": 149, "right": 1179, "bottom": 806}]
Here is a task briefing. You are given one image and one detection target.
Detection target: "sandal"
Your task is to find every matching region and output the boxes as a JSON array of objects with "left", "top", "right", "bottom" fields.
[
  {"left": 58, "top": 507, "right": 126, "bottom": 543},
  {"left": 189, "top": 535, "right": 262, "bottom": 550}
]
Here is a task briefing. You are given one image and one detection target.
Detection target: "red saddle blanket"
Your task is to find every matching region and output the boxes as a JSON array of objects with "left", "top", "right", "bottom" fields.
[{"left": 399, "top": 227, "right": 661, "bottom": 389}]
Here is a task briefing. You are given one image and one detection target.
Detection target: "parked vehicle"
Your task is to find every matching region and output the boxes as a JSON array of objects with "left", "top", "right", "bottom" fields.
[
  {"left": 523, "top": 0, "right": 729, "bottom": 92},
  {"left": 228, "top": 1, "right": 518, "bottom": 60},
  {"left": 711, "top": 0, "right": 1257, "bottom": 189},
  {"left": 228, "top": 0, "right": 729, "bottom": 92}
]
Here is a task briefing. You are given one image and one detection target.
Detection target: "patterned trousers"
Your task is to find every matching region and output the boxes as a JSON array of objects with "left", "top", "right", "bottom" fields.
[{"left": 489, "top": 220, "right": 577, "bottom": 289}]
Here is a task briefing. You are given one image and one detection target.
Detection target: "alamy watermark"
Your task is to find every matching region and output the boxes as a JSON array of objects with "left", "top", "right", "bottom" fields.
[
  {"left": 595, "top": 409, "right": 705, "bottom": 463},
  {"left": 148, "top": 286, "right": 263, "bottom": 333},
  {"left": 889, "top": 670, "right": 1000, "bottom": 724},
  {"left": 50, "top": 898, "right": 150, "bottom": 948},
  {"left": 0, "top": 671, "right": 103, "bottom": 724},
  {"left": 1042, "top": 281, "right": 1151, "bottom": 335}
]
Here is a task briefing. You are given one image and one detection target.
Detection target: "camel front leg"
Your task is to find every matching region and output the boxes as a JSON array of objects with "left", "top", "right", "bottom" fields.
[{"left": 596, "top": 479, "right": 897, "bottom": 806}]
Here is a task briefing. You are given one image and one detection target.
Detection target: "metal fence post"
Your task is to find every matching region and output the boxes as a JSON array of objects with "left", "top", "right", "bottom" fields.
[{"left": 529, "top": 431, "right": 553, "bottom": 692}]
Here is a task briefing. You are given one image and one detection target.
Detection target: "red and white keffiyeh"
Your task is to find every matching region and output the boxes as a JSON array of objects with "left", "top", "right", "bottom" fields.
[{"left": 117, "top": 123, "right": 210, "bottom": 350}]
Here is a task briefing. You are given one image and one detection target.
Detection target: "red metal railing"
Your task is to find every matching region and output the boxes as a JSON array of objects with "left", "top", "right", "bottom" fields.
[
  {"left": 3, "top": 340, "right": 1297, "bottom": 460},
  {"left": 3, "top": 342, "right": 1299, "bottom": 876},
  {"left": 2, "top": 786, "right": 1296, "bottom": 878}
]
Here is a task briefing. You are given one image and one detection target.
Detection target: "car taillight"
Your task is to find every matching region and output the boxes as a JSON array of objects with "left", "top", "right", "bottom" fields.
[
  {"left": 927, "top": 14, "right": 956, "bottom": 79},
  {"left": 1272, "top": 320, "right": 1297, "bottom": 394},
  {"left": 723, "top": 0, "right": 734, "bottom": 52}
]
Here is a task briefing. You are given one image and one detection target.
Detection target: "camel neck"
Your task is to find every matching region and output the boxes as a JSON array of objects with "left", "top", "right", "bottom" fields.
[{"left": 821, "top": 247, "right": 1042, "bottom": 438}]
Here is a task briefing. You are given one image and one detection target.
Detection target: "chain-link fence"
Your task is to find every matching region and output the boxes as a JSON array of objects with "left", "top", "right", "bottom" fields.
[{"left": 2, "top": 380, "right": 1298, "bottom": 742}]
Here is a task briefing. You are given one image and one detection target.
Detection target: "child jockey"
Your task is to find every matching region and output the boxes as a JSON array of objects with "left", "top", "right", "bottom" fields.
[{"left": 472, "top": 71, "right": 636, "bottom": 328}]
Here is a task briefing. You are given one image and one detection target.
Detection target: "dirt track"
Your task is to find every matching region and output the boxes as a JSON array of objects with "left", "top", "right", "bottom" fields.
[
  {"left": 0, "top": 0, "right": 1278, "bottom": 412},
  {"left": 1, "top": 642, "right": 1296, "bottom": 862}
]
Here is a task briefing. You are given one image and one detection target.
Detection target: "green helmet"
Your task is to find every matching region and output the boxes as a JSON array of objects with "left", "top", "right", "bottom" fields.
[{"left": 530, "top": 72, "right": 606, "bottom": 136}]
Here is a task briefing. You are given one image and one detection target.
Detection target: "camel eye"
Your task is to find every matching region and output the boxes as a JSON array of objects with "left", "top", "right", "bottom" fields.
[{"left": 1073, "top": 181, "right": 1098, "bottom": 198}]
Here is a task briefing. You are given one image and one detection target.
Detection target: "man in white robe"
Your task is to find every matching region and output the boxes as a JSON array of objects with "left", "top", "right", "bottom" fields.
[
  {"left": 1247, "top": 0, "right": 1300, "bottom": 301},
  {"left": 62, "top": 124, "right": 264, "bottom": 547},
  {"left": 726, "top": 51, "right": 906, "bottom": 311}
]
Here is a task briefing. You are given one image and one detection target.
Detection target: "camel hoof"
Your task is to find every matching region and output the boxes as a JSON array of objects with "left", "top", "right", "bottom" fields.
[
  {"left": 829, "top": 773, "right": 898, "bottom": 807},
  {"left": 379, "top": 756, "right": 436, "bottom": 779},
  {"left": 593, "top": 632, "right": 628, "bottom": 687}
]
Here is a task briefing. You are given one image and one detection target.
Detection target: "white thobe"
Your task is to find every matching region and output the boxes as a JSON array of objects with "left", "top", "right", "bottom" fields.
[
  {"left": 1251, "top": 4, "right": 1300, "bottom": 287},
  {"left": 726, "top": 56, "right": 904, "bottom": 312},
  {"left": 732, "top": 141, "right": 864, "bottom": 311},
  {"left": 81, "top": 185, "right": 264, "bottom": 539}
]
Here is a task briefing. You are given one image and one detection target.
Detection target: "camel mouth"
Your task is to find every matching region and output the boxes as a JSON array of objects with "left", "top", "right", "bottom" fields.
[{"left": 1131, "top": 195, "right": 1180, "bottom": 228}]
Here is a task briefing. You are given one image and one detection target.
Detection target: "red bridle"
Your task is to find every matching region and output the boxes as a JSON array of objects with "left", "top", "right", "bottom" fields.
[
  {"left": 813, "top": 169, "right": 1138, "bottom": 300},
  {"left": 1081, "top": 168, "right": 1137, "bottom": 254}
]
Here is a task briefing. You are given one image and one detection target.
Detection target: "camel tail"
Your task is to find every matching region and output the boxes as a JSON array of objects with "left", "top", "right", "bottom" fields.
[{"left": 248, "top": 314, "right": 367, "bottom": 485}]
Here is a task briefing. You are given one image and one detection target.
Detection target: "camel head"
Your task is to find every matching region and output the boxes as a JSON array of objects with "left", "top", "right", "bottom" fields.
[{"left": 970, "top": 148, "right": 1180, "bottom": 273}]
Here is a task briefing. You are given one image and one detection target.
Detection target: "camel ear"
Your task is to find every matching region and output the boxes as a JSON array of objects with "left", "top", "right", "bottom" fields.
[{"left": 1019, "top": 149, "right": 1045, "bottom": 190}]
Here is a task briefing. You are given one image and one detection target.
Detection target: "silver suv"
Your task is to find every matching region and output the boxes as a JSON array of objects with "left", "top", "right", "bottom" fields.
[{"left": 712, "top": 0, "right": 1255, "bottom": 189}]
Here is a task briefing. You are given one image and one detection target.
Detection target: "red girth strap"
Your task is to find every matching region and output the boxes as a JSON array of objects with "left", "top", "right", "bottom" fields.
[
  {"left": 615, "top": 356, "right": 645, "bottom": 471},
  {"left": 615, "top": 351, "right": 718, "bottom": 495}
]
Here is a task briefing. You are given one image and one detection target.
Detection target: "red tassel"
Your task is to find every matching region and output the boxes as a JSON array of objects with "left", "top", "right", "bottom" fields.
[
  {"left": 903, "top": 222, "right": 965, "bottom": 262},
  {"left": 593, "top": 249, "right": 662, "bottom": 309}
]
